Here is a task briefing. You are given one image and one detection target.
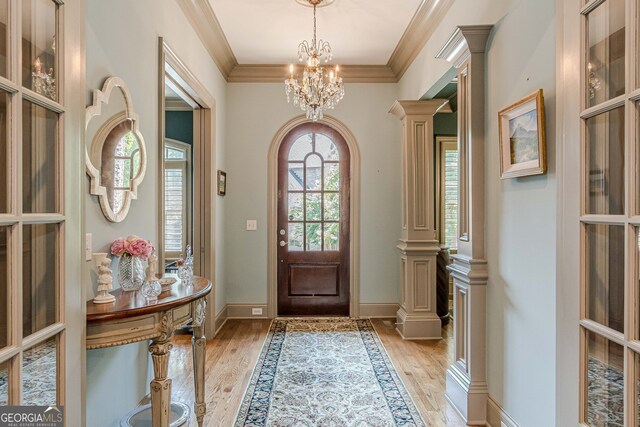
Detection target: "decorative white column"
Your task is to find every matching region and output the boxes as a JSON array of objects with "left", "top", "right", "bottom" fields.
[
  {"left": 435, "top": 25, "right": 492, "bottom": 424},
  {"left": 389, "top": 100, "right": 450, "bottom": 340}
]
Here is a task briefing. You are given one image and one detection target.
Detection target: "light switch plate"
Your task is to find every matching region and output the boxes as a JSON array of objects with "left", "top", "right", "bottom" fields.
[
  {"left": 85, "top": 233, "right": 92, "bottom": 261},
  {"left": 246, "top": 220, "right": 257, "bottom": 231}
]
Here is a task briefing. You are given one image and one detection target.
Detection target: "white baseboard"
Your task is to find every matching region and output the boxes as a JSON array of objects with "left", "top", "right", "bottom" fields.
[
  {"left": 486, "top": 397, "right": 519, "bottom": 427},
  {"left": 359, "top": 303, "right": 399, "bottom": 318},
  {"left": 214, "top": 306, "right": 228, "bottom": 336}
]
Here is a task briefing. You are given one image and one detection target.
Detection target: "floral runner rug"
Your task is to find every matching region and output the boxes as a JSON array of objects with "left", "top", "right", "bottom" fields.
[{"left": 234, "top": 318, "right": 426, "bottom": 427}]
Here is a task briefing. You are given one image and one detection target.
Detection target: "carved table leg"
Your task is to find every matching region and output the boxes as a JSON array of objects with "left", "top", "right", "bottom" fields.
[
  {"left": 192, "top": 299, "right": 207, "bottom": 426},
  {"left": 149, "top": 340, "right": 173, "bottom": 427}
]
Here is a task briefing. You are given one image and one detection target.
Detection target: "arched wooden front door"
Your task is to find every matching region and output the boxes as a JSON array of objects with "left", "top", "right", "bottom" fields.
[{"left": 277, "top": 123, "right": 350, "bottom": 316}]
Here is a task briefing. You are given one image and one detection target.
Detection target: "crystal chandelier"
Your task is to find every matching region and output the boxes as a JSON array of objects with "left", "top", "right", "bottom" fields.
[{"left": 285, "top": 0, "right": 344, "bottom": 121}]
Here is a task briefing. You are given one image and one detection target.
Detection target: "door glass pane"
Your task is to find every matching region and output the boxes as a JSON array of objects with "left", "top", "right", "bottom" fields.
[
  {"left": 315, "top": 134, "right": 339, "bottom": 160},
  {"left": 288, "top": 223, "right": 303, "bottom": 251},
  {"left": 324, "top": 163, "right": 339, "bottom": 191},
  {"left": 586, "top": 0, "right": 625, "bottom": 107},
  {"left": 0, "top": 360, "right": 7, "bottom": 405},
  {"left": 585, "top": 224, "right": 624, "bottom": 333},
  {"left": 635, "top": 352, "right": 640, "bottom": 425},
  {"left": 306, "top": 223, "right": 321, "bottom": 251},
  {"left": 22, "top": 100, "right": 58, "bottom": 213},
  {"left": 23, "top": 224, "right": 58, "bottom": 337},
  {"left": 288, "top": 162, "right": 304, "bottom": 191},
  {"left": 22, "top": 0, "right": 57, "bottom": 101},
  {"left": 0, "top": 0, "right": 7, "bottom": 78},
  {"left": 324, "top": 223, "right": 339, "bottom": 251},
  {"left": 288, "top": 193, "right": 303, "bottom": 221},
  {"left": 586, "top": 107, "right": 624, "bottom": 215},
  {"left": 0, "top": 90, "right": 7, "bottom": 213},
  {"left": 0, "top": 226, "right": 7, "bottom": 349},
  {"left": 22, "top": 337, "right": 57, "bottom": 405},
  {"left": 324, "top": 193, "right": 339, "bottom": 221},
  {"left": 585, "top": 330, "right": 624, "bottom": 426},
  {"left": 305, "top": 194, "right": 321, "bottom": 221},
  {"left": 288, "top": 134, "right": 312, "bottom": 161},
  {"left": 305, "top": 154, "right": 322, "bottom": 190}
]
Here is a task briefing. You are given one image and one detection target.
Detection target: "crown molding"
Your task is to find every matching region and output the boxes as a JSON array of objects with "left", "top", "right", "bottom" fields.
[
  {"left": 178, "top": 0, "right": 454, "bottom": 83},
  {"left": 389, "top": 99, "right": 450, "bottom": 120},
  {"left": 176, "top": 0, "right": 237, "bottom": 79},
  {"left": 387, "top": 0, "right": 455, "bottom": 79},
  {"left": 435, "top": 25, "right": 493, "bottom": 68},
  {"left": 228, "top": 64, "right": 398, "bottom": 83}
]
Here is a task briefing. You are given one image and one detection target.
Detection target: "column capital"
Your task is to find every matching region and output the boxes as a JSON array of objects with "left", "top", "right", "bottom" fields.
[
  {"left": 389, "top": 99, "right": 451, "bottom": 121},
  {"left": 435, "top": 25, "right": 493, "bottom": 68}
]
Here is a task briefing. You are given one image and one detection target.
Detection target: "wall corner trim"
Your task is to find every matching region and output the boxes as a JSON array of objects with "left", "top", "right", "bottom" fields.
[{"left": 486, "top": 397, "right": 520, "bottom": 427}]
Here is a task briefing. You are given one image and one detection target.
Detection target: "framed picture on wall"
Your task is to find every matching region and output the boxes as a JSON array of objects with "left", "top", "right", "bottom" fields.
[
  {"left": 217, "top": 170, "right": 227, "bottom": 196},
  {"left": 498, "top": 89, "right": 547, "bottom": 179}
]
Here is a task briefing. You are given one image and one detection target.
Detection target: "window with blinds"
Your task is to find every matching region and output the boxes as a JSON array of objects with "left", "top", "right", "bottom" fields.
[
  {"left": 439, "top": 139, "right": 458, "bottom": 251},
  {"left": 163, "top": 140, "right": 191, "bottom": 258}
]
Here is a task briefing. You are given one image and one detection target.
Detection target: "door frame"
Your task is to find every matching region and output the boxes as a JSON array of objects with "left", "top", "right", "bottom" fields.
[
  {"left": 267, "top": 115, "right": 361, "bottom": 318},
  {"left": 157, "top": 38, "right": 217, "bottom": 337}
]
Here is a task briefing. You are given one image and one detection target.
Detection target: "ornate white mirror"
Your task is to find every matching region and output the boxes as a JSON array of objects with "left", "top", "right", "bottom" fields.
[{"left": 86, "top": 77, "right": 146, "bottom": 222}]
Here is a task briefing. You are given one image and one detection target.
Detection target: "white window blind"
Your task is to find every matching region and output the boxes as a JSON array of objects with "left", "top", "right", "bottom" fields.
[
  {"left": 440, "top": 141, "right": 458, "bottom": 251},
  {"left": 164, "top": 165, "right": 186, "bottom": 252},
  {"left": 163, "top": 139, "right": 191, "bottom": 258}
]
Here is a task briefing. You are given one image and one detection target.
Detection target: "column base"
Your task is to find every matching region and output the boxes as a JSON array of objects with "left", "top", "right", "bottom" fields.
[
  {"left": 395, "top": 306, "right": 442, "bottom": 340},
  {"left": 446, "top": 363, "right": 488, "bottom": 425}
]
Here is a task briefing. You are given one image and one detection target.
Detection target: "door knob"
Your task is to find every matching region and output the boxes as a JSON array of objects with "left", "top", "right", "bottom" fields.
[{"left": 279, "top": 241, "right": 288, "bottom": 247}]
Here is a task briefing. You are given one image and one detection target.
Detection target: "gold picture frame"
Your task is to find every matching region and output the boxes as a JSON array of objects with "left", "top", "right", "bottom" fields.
[
  {"left": 498, "top": 89, "right": 546, "bottom": 179},
  {"left": 217, "top": 170, "right": 227, "bottom": 196}
]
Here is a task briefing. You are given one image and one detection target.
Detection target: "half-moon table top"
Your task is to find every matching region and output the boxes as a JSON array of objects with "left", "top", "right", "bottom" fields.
[{"left": 86, "top": 276, "right": 212, "bottom": 323}]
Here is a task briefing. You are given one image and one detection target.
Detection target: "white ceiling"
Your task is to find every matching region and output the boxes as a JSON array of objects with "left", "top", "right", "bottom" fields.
[{"left": 209, "top": 0, "right": 423, "bottom": 65}]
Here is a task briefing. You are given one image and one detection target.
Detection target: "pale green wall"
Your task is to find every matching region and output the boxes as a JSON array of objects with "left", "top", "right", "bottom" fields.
[
  {"left": 399, "top": 0, "right": 558, "bottom": 424},
  {"left": 224, "top": 83, "right": 402, "bottom": 305},
  {"left": 85, "top": 1, "right": 227, "bottom": 425}
]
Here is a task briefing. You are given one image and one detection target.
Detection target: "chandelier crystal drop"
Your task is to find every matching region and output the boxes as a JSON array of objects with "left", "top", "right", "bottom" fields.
[{"left": 285, "top": 0, "right": 344, "bottom": 121}]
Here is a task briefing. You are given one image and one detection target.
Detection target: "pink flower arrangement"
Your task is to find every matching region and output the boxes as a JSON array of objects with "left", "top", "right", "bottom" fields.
[{"left": 111, "top": 235, "right": 155, "bottom": 260}]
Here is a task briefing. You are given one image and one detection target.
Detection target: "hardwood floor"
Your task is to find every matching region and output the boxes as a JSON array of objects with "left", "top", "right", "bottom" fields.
[{"left": 167, "top": 318, "right": 470, "bottom": 426}]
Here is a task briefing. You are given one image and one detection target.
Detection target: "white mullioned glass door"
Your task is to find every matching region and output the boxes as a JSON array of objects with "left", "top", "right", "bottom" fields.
[
  {"left": 0, "top": 0, "right": 75, "bottom": 417},
  {"left": 579, "top": 0, "right": 639, "bottom": 424}
]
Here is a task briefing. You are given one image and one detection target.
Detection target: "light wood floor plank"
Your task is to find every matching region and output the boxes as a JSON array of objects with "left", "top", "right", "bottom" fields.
[{"left": 167, "top": 318, "right": 472, "bottom": 426}]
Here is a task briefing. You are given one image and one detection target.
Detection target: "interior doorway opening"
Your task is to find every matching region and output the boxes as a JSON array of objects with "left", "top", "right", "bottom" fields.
[
  {"left": 162, "top": 85, "right": 195, "bottom": 270},
  {"left": 432, "top": 79, "right": 458, "bottom": 326}
]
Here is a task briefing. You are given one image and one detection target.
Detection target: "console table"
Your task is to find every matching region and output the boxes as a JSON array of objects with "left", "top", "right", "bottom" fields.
[{"left": 86, "top": 276, "right": 212, "bottom": 427}]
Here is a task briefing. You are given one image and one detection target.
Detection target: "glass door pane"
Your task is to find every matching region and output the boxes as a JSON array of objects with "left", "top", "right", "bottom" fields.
[
  {"left": 0, "top": 0, "right": 7, "bottom": 78},
  {"left": 0, "top": 226, "right": 7, "bottom": 349},
  {"left": 585, "top": 224, "right": 625, "bottom": 333},
  {"left": 0, "top": 90, "right": 7, "bottom": 213},
  {"left": 585, "top": 330, "right": 624, "bottom": 425},
  {"left": 22, "top": 100, "right": 58, "bottom": 213},
  {"left": 22, "top": 224, "right": 58, "bottom": 337},
  {"left": 22, "top": 0, "right": 57, "bottom": 101},
  {"left": 585, "top": 107, "right": 625, "bottom": 215},
  {"left": 586, "top": 0, "right": 626, "bottom": 107},
  {"left": 0, "top": 360, "right": 7, "bottom": 405},
  {"left": 22, "top": 336, "right": 57, "bottom": 405}
]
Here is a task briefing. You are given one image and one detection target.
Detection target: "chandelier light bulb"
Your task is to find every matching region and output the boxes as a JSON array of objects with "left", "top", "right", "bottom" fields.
[{"left": 284, "top": 0, "right": 345, "bottom": 121}]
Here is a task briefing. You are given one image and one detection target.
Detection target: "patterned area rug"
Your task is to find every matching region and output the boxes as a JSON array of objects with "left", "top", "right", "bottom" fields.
[{"left": 234, "top": 318, "right": 426, "bottom": 427}]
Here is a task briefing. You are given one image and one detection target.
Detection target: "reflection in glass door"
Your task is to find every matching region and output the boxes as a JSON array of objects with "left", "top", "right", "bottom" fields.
[
  {"left": 578, "top": 0, "right": 639, "bottom": 424},
  {"left": 0, "top": 0, "right": 67, "bottom": 409}
]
